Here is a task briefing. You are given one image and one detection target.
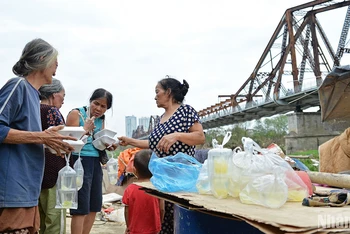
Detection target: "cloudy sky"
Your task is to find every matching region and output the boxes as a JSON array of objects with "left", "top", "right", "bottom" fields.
[{"left": 0, "top": 0, "right": 348, "bottom": 135}]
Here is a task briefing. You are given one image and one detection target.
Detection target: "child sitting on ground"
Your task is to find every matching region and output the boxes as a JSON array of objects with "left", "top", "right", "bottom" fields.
[{"left": 122, "top": 149, "right": 165, "bottom": 234}]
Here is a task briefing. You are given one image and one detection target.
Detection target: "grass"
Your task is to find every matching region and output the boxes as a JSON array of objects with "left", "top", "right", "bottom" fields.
[
  {"left": 107, "top": 149, "right": 122, "bottom": 159},
  {"left": 290, "top": 150, "right": 319, "bottom": 171}
]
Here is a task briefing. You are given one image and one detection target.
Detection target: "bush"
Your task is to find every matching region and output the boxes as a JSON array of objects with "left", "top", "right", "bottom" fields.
[{"left": 290, "top": 150, "right": 319, "bottom": 171}]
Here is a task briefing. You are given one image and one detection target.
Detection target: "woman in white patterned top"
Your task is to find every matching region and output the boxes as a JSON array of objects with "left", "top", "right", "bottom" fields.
[{"left": 118, "top": 75, "right": 205, "bottom": 233}]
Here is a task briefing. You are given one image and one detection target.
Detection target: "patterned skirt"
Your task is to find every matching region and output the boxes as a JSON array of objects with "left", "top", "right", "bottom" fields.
[{"left": 159, "top": 201, "right": 174, "bottom": 234}]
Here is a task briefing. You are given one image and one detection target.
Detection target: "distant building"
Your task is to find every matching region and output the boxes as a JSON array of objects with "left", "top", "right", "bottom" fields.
[
  {"left": 125, "top": 115, "right": 137, "bottom": 137},
  {"left": 139, "top": 117, "right": 150, "bottom": 131}
]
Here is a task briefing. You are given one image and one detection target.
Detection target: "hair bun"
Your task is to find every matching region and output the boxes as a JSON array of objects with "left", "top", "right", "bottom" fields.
[
  {"left": 182, "top": 79, "right": 189, "bottom": 89},
  {"left": 181, "top": 79, "right": 189, "bottom": 96}
]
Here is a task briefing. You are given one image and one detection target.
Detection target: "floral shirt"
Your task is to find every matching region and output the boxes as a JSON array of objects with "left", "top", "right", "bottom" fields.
[
  {"left": 149, "top": 104, "right": 200, "bottom": 157},
  {"left": 40, "top": 104, "right": 66, "bottom": 189}
]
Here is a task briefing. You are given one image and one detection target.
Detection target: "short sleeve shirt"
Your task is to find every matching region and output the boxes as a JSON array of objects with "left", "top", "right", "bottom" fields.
[
  {"left": 40, "top": 104, "right": 66, "bottom": 189},
  {"left": 122, "top": 184, "right": 161, "bottom": 234},
  {"left": 148, "top": 104, "right": 200, "bottom": 157},
  {"left": 0, "top": 77, "right": 44, "bottom": 208}
]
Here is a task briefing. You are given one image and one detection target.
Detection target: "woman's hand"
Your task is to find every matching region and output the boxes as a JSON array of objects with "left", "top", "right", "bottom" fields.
[
  {"left": 117, "top": 136, "right": 149, "bottom": 149},
  {"left": 83, "top": 116, "right": 95, "bottom": 135},
  {"left": 42, "top": 125, "right": 77, "bottom": 157},
  {"left": 105, "top": 143, "right": 118, "bottom": 151},
  {"left": 157, "top": 133, "right": 178, "bottom": 153},
  {"left": 118, "top": 136, "right": 130, "bottom": 146}
]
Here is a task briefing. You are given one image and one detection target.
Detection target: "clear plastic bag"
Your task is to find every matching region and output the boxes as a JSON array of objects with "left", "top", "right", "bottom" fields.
[
  {"left": 149, "top": 152, "right": 202, "bottom": 193},
  {"left": 73, "top": 153, "right": 84, "bottom": 191},
  {"left": 207, "top": 132, "right": 233, "bottom": 199},
  {"left": 230, "top": 137, "right": 309, "bottom": 204},
  {"left": 259, "top": 147, "right": 309, "bottom": 201},
  {"left": 106, "top": 157, "right": 118, "bottom": 185},
  {"left": 196, "top": 160, "right": 211, "bottom": 195},
  {"left": 230, "top": 138, "right": 275, "bottom": 197},
  {"left": 195, "top": 132, "right": 233, "bottom": 198},
  {"left": 239, "top": 169, "right": 288, "bottom": 208},
  {"left": 55, "top": 153, "right": 78, "bottom": 209}
]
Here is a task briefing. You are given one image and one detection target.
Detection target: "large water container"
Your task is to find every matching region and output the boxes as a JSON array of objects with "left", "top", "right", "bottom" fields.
[{"left": 174, "top": 204, "right": 263, "bottom": 234}]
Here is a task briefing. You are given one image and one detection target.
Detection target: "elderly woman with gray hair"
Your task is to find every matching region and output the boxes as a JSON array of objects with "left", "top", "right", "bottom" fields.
[
  {"left": 0, "top": 39, "right": 76, "bottom": 234},
  {"left": 38, "top": 78, "right": 68, "bottom": 234}
]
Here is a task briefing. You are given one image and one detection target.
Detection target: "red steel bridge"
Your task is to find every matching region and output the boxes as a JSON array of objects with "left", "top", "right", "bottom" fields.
[
  {"left": 135, "top": 0, "right": 350, "bottom": 138},
  {"left": 199, "top": 0, "right": 350, "bottom": 129}
]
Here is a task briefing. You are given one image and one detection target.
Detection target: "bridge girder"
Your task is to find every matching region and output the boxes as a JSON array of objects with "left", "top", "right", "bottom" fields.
[{"left": 198, "top": 0, "right": 350, "bottom": 129}]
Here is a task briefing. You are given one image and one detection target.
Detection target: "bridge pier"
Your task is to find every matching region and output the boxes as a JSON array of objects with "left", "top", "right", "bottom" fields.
[{"left": 285, "top": 112, "right": 350, "bottom": 154}]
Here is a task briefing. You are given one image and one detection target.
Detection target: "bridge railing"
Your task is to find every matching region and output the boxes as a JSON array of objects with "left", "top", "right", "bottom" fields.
[{"left": 199, "top": 81, "right": 320, "bottom": 123}]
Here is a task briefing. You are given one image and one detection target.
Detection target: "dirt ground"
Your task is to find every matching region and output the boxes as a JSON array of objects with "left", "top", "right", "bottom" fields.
[
  {"left": 64, "top": 169, "right": 132, "bottom": 234},
  {"left": 66, "top": 215, "right": 126, "bottom": 234},
  {"left": 65, "top": 201, "right": 127, "bottom": 234},
  {"left": 64, "top": 169, "right": 136, "bottom": 234}
]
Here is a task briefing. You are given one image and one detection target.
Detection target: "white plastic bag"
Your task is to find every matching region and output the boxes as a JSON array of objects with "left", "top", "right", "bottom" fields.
[{"left": 107, "top": 207, "right": 125, "bottom": 223}]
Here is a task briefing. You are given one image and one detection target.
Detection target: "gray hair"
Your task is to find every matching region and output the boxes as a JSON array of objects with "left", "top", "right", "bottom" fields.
[
  {"left": 12, "top": 38, "right": 58, "bottom": 77},
  {"left": 39, "top": 78, "right": 64, "bottom": 100}
]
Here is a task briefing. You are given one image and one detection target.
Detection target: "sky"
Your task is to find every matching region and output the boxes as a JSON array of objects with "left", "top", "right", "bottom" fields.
[{"left": 0, "top": 0, "right": 348, "bottom": 136}]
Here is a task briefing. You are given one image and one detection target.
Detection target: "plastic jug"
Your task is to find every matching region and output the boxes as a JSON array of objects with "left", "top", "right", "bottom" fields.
[{"left": 208, "top": 132, "right": 232, "bottom": 199}]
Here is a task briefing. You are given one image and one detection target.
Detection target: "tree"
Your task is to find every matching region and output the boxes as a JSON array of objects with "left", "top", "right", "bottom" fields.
[
  {"left": 202, "top": 115, "right": 288, "bottom": 151},
  {"left": 251, "top": 115, "right": 288, "bottom": 149}
]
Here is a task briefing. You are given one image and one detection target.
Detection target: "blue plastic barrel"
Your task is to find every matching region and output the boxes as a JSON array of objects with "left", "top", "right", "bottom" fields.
[{"left": 174, "top": 204, "right": 263, "bottom": 234}]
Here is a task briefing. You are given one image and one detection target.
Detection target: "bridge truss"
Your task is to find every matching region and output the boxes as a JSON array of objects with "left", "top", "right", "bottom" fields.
[
  {"left": 199, "top": 0, "right": 350, "bottom": 129},
  {"left": 132, "top": 115, "right": 160, "bottom": 140}
]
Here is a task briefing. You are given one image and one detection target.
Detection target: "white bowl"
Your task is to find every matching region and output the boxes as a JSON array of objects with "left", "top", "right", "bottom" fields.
[
  {"left": 92, "top": 135, "right": 119, "bottom": 151},
  {"left": 94, "top": 129, "right": 117, "bottom": 139},
  {"left": 47, "top": 139, "right": 85, "bottom": 154},
  {"left": 57, "top": 126, "right": 86, "bottom": 139}
]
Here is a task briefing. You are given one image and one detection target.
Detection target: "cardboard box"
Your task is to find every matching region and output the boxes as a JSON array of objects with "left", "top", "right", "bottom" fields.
[{"left": 136, "top": 181, "right": 350, "bottom": 233}]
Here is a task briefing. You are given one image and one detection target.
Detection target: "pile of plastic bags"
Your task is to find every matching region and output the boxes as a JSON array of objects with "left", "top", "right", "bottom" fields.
[
  {"left": 147, "top": 134, "right": 309, "bottom": 209},
  {"left": 197, "top": 136, "right": 309, "bottom": 208}
]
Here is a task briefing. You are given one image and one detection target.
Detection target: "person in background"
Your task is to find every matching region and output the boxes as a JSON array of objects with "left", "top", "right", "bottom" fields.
[
  {"left": 122, "top": 149, "right": 164, "bottom": 234},
  {"left": 0, "top": 38, "right": 76, "bottom": 234},
  {"left": 38, "top": 78, "right": 67, "bottom": 234},
  {"left": 118, "top": 76, "right": 205, "bottom": 234},
  {"left": 66, "top": 88, "right": 118, "bottom": 234}
]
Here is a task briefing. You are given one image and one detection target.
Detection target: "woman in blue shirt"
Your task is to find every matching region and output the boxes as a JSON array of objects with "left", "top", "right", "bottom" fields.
[
  {"left": 66, "top": 88, "right": 117, "bottom": 234},
  {"left": 0, "top": 38, "right": 76, "bottom": 234}
]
